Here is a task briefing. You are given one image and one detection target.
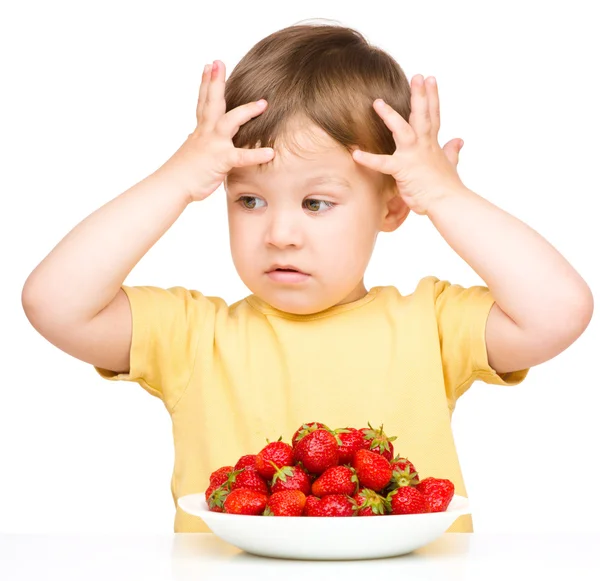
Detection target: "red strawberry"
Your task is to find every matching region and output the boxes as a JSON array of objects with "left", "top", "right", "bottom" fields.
[
  {"left": 303, "top": 495, "right": 321, "bottom": 516},
  {"left": 223, "top": 488, "right": 268, "bottom": 515},
  {"left": 234, "top": 455, "right": 257, "bottom": 471},
  {"left": 312, "top": 465, "right": 359, "bottom": 497},
  {"left": 264, "top": 490, "right": 306, "bottom": 516},
  {"left": 209, "top": 465, "right": 234, "bottom": 487},
  {"left": 388, "top": 486, "right": 430, "bottom": 515},
  {"left": 206, "top": 482, "right": 230, "bottom": 512},
  {"left": 310, "top": 494, "right": 355, "bottom": 517},
  {"left": 293, "top": 429, "right": 339, "bottom": 474},
  {"left": 352, "top": 449, "right": 392, "bottom": 492},
  {"left": 351, "top": 487, "right": 390, "bottom": 516},
  {"left": 292, "top": 422, "right": 330, "bottom": 447},
  {"left": 415, "top": 477, "right": 455, "bottom": 512},
  {"left": 295, "top": 463, "right": 319, "bottom": 484},
  {"left": 228, "top": 468, "right": 269, "bottom": 494},
  {"left": 205, "top": 481, "right": 219, "bottom": 503},
  {"left": 387, "top": 456, "right": 420, "bottom": 491},
  {"left": 270, "top": 464, "right": 311, "bottom": 496},
  {"left": 360, "top": 423, "right": 397, "bottom": 461},
  {"left": 335, "top": 427, "right": 367, "bottom": 465},
  {"left": 255, "top": 439, "right": 294, "bottom": 480}
]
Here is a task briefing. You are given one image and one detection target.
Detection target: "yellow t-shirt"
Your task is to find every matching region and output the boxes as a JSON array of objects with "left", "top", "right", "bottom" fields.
[{"left": 94, "top": 276, "right": 528, "bottom": 533}]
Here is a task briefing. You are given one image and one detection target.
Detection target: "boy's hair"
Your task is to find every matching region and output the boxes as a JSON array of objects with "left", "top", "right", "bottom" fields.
[{"left": 225, "top": 20, "right": 411, "bottom": 187}]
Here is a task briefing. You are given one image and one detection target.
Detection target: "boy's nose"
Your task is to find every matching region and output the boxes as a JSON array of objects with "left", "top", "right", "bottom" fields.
[{"left": 265, "top": 213, "right": 303, "bottom": 248}]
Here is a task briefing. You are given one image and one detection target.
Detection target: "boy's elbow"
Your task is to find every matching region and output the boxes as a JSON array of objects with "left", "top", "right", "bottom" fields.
[
  {"left": 21, "top": 279, "right": 35, "bottom": 312},
  {"left": 580, "top": 283, "right": 594, "bottom": 332},
  {"left": 22, "top": 276, "right": 39, "bottom": 311},
  {"left": 22, "top": 281, "right": 41, "bottom": 326},
  {"left": 560, "top": 282, "right": 594, "bottom": 340},
  {"left": 21, "top": 276, "right": 47, "bottom": 322}
]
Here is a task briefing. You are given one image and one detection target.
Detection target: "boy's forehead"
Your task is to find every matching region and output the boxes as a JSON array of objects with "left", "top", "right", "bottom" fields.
[
  {"left": 227, "top": 170, "right": 353, "bottom": 189},
  {"left": 228, "top": 118, "right": 359, "bottom": 185},
  {"left": 227, "top": 142, "right": 357, "bottom": 186},
  {"left": 227, "top": 162, "right": 353, "bottom": 188}
]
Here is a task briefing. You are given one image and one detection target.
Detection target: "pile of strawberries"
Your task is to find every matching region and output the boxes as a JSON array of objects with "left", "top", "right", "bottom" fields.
[{"left": 205, "top": 422, "right": 455, "bottom": 517}]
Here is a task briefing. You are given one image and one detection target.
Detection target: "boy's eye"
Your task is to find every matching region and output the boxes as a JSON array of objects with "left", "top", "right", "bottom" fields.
[
  {"left": 238, "top": 196, "right": 264, "bottom": 210},
  {"left": 305, "top": 199, "right": 331, "bottom": 212},
  {"left": 237, "top": 196, "right": 335, "bottom": 213}
]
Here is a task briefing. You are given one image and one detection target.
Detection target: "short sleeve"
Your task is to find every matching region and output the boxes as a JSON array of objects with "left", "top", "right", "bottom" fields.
[
  {"left": 434, "top": 279, "right": 529, "bottom": 407},
  {"left": 93, "top": 285, "right": 214, "bottom": 412}
]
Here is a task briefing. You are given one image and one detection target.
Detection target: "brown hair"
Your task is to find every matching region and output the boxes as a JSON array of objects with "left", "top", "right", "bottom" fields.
[{"left": 224, "top": 20, "right": 411, "bottom": 187}]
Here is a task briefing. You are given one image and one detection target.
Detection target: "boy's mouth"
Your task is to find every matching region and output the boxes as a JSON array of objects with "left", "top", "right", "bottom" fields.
[{"left": 267, "top": 264, "right": 309, "bottom": 275}]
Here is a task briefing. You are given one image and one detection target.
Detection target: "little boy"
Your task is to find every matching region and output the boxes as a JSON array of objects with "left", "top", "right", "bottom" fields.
[{"left": 21, "top": 23, "right": 593, "bottom": 534}]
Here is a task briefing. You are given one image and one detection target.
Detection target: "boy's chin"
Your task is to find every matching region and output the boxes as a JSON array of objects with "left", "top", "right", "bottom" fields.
[{"left": 257, "top": 289, "right": 336, "bottom": 316}]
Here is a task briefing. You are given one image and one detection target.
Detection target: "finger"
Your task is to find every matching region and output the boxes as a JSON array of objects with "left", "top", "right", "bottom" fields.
[
  {"left": 232, "top": 146, "right": 275, "bottom": 168},
  {"left": 205, "top": 60, "right": 226, "bottom": 124},
  {"left": 408, "top": 75, "right": 431, "bottom": 139},
  {"left": 373, "top": 99, "right": 412, "bottom": 148},
  {"left": 219, "top": 99, "right": 269, "bottom": 138},
  {"left": 196, "top": 64, "right": 212, "bottom": 122},
  {"left": 352, "top": 149, "right": 396, "bottom": 175},
  {"left": 425, "top": 76, "right": 440, "bottom": 138},
  {"left": 443, "top": 138, "right": 463, "bottom": 167}
]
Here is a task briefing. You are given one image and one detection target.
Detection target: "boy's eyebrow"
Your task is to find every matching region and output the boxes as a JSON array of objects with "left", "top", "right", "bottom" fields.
[{"left": 227, "top": 174, "right": 353, "bottom": 189}]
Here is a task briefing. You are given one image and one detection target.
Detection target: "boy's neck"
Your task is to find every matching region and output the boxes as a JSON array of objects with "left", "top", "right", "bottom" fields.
[{"left": 335, "top": 279, "right": 369, "bottom": 306}]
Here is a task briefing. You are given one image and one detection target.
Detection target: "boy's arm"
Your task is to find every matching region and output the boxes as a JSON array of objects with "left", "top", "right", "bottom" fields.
[
  {"left": 21, "top": 169, "right": 190, "bottom": 372},
  {"left": 352, "top": 76, "right": 593, "bottom": 375},
  {"left": 22, "top": 60, "right": 273, "bottom": 374},
  {"left": 427, "top": 185, "right": 594, "bottom": 374}
]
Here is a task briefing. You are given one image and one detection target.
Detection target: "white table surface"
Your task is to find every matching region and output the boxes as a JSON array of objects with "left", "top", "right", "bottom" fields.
[{"left": 1, "top": 532, "right": 599, "bottom": 580}]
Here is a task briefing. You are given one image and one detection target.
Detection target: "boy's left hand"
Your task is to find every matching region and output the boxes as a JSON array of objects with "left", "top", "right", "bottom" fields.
[{"left": 352, "top": 74, "right": 465, "bottom": 216}]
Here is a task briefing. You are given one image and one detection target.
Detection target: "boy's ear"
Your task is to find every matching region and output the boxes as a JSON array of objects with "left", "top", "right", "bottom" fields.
[{"left": 379, "top": 188, "right": 410, "bottom": 233}]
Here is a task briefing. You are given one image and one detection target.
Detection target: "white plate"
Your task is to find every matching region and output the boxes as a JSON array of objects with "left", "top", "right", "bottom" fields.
[{"left": 177, "top": 493, "right": 471, "bottom": 560}]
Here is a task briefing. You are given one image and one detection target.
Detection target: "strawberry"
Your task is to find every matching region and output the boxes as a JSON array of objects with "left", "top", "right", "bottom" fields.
[
  {"left": 270, "top": 464, "right": 311, "bottom": 495},
  {"left": 388, "top": 486, "right": 430, "bottom": 515},
  {"left": 264, "top": 490, "right": 306, "bottom": 516},
  {"left": 294, "top": 462, "right": 319, "bottom": 484},
  {"left": 205, "top": 481, "right": 219, "bottom": 503},
  {"left": 334, "top": 427, "right": 367, "bottom": 465},
  {"left": 351, "top": 487, "right": 390, "bottom": 516},
  {"left": 228, "top": 468, "right": 269, "bottom": 494},
  {"left": 206, "top": 482, "right": 230, "bottom": 512},
  {"left": 255, "top": 439, "right": 294, "bottom": 480},
  {"left": 223, "top": 488, "right": 268, "bottom": 515},
  {"left": 415, "top": 477, "right": 455, "bottom": 512},
  {"left": 310, "top": 494, "right": 355, "bottom": 517},
  {"left": 360, "top": 423, "right": 397, "bottom": 461},
  {"left": 234, "top": 455, "right": 257, "bottom": 471},
  {"left": 352, "top": 449, "right": 392, "bottom": 492},
  {"left": 293, "top": 429, "right": 339, "bottom": 474},
  {"left": 387, "top": 456, "right": 420, "bottom": 491},
  {"left": 303, "top": 495, "right": 321, "bottom": 516},
  {"left": 292, "top": 422, "right": 330, "bottom": 447},
  {"left": 209, "top": 465, "right": 234, "bottom": 487},
  {"left": 312, "top": 465, "right": 359, "bottom": 497}
]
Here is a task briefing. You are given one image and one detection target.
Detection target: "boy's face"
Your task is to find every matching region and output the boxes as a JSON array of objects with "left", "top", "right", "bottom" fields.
[{"left": 224, "top": 120, "right": 408, "bottom": 315}]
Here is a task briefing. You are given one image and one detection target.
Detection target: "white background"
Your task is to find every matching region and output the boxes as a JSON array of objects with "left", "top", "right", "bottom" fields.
[{"left": 2, "top": 0, "right": 598, "bottom": 533}]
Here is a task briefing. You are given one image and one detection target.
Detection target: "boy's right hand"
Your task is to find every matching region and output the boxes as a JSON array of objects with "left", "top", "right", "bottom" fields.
[{"left": 156, "top": 60, "right": 274, "bottom": 204}]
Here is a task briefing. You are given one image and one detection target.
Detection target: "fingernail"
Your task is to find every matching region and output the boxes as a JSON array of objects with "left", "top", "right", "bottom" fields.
[
  {"left": 203, "top": 64, "right": 210, "bottom": 75},
  {"left": 257, "top": 99, "right": 267, "bottom": 107},
  {"left": 212, "top": 61, "right": 219, "bottom": 72}
]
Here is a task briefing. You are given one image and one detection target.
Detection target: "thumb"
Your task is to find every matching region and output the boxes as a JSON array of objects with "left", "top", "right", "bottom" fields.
[{"left": 443, "top": 138, "right": 463, "bottom": 167}]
